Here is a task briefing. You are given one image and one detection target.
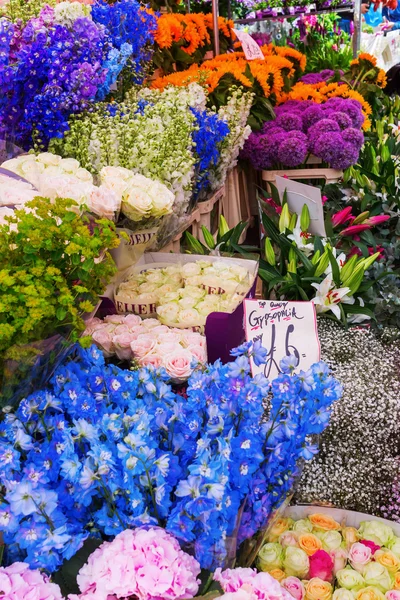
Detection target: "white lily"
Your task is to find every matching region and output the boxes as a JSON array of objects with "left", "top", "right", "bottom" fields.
[
  {"left": 311, "top": 276, "right": 351, "bottom": 320},
  {"left": 324, "top": 249, "right": 346, "bottom": 277},
  {"left": 346, "top": 297, "right": 371, "bottom": 324},
  {"left": 288, "top": 217, "right": 314, "bottom": 256}
]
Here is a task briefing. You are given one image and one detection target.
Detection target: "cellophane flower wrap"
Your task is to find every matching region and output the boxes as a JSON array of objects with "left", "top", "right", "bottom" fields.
[
  {"left": 0, "top": 0, "right": 156, "bottom": 149},
  {"left": 0, "top": 341, "right": 341, "bottom": 573}
]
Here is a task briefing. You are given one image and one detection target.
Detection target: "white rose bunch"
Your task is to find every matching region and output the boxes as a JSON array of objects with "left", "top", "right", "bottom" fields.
[{"left": 100, "top": 168, "right": 174, "bottom": 222}]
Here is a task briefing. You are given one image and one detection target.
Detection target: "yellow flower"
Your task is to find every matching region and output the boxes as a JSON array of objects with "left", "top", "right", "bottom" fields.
[
  {"left": 375, "top": 549, "right": 400, "bottom": 574},
  {"left": 268, "top": 517, "right": 294, "bottom": 542},
  {"left": 298, "top": 534, "right": 323, "bottom": 556},
  {"left": 305, "top": 578, "right": 333, "bottom": 600},
  {"left": 394, "top": 572, "right": 400, "bottom": 589},
  {"left": 354, "top": 587, "right": 386, "bottom": 600},
  {"left": 309, "top": 513, "right": 341, "bottom": 531},
  {"left": 269, "top": 569, "right": 286, "bottom": 582}
]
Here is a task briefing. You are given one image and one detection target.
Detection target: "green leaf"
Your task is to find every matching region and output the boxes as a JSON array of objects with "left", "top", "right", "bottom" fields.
[
  {"left": 184, "top": 232, "right": 207, "bottom": 255},
  {"left": 56, "top": 307, "right": 67, "bottom": 321},
  {"left": 258, "top": 267, "right": 280, "bottom": 283},
  {"left": 296, "top": 286, "right": 310, "bottom": 301},
  {"left": 327, "top": 247, "right": 341, "bottom": 287},
  {"left": 201, "top": 226, "right": 216, "bottom": 250}
]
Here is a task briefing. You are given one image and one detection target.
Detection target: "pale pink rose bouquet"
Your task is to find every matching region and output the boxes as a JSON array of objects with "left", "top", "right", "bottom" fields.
[
  {"left": 68, "top": 528, "right": 201, "bottom": 600},
  {"left": 0, "top": 562, "right": 63, "bottom": 600},
  {"left": 84, "top": 313, "right": 206, "bottom": 381}
]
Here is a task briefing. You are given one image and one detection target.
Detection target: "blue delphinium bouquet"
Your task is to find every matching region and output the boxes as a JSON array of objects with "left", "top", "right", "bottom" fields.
[
  {"left": 0, "top": 0, "right": 156, "bottom": 149},
  {"left": 0, "top": 342, "right": 341, "bottom": 573}
]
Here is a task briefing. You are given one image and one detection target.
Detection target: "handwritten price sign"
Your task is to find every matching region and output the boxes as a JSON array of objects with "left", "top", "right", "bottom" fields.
[
  {"left": 244, "top": 299, "right": 320, "bottom": 381},
  {"left": 234, "top": 30, "right": 265, "bottom": 61}
]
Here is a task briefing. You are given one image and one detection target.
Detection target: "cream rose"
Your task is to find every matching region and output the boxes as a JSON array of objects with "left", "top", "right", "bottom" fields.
[
  {"left": 333, "top": 589, "right": 355, "bottom": 600},
  {"left": 283, "top": 547, "right": 310, "bottom": 579},
  {"left": 362, "top": 563, "right": 393, "bottom": 592},
  {"left": 156, "top": 303, "right": 180, "bottom": 324},
  {"left": 336, "top": 568, "right": 365, "bottom": 591},
  {"left": 358, "top": 522, "right": 395, "bottom": 548},
  {"left": 258, "top": 543, "right": 284, "bottom": 572},
  {"left": 292, "top": 519, "right": 313, "bottom": 534}
]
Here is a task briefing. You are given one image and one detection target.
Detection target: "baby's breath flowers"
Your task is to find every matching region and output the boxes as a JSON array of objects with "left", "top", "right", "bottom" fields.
[{"left": 296, "top": 319, "right": 400, "bottom": 515}]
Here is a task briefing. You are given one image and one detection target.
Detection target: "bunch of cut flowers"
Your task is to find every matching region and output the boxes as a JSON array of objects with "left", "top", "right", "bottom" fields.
[
  {"left": 1, "top": 153, "right": 175, "bottom": 227},
  {"left": 258, "top": 191, "right": 387, "bottom": 324},
  {"left": 0, "top": 0, "right": 156, "bottom": 149},
  {"left": 258, "top": 513, "right": 400, "bottom": 600},
  {"left": 242, "top": 97, "right": 365, "bottom": 171},
  {"left": 0, "top": 340, "right": 341, "bottom": 573},
  {"left": 115, "top": 258, "right": 253, "bottom": 330},
  {"left": 84, "top": 313, "right": 207, "bottom": 380}
]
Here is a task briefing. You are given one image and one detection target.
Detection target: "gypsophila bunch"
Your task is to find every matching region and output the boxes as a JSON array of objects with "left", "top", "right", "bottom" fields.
[
  {"left": 0, "top": 341, "right": 340, "bottom": 572},
  {"left": 296, "top": 318, "right": 400, "bottom": 516},
  {"left": 0, "top": 0, "right": 156, "bottom": 149}
]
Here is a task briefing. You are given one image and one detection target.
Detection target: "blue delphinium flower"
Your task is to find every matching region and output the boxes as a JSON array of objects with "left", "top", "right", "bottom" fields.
[
  {"left": 0, "top": 342, "right": 341, "bottom": 572},
  {"left": 191, "top": 107, "right": 230, "bottom": 200}
]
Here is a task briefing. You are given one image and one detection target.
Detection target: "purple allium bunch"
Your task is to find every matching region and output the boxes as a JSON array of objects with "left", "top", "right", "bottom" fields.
[
  {"left": 300, "top": 69, "right": 335, "bottom": 84},
  {"left": 242, "top": 97, "right": 364, "bottom": 171}
]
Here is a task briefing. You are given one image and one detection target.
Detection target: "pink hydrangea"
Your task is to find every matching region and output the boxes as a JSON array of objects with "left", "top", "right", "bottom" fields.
[
  {"left": 72, "top": 528, "right": 201, "bottom": 600},
  {"left": 0, "top": 562, "right": 63, "bottom": 599},
  {"left": 214, "top": 567, "right": 294, "bottom": 600}
]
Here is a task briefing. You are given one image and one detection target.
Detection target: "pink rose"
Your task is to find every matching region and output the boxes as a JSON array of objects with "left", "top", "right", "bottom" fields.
[
  {"left": 360, "top": 539, "right": 381, "bottom": 554},
  {"left": 163, "top": 349, "right": 193, "bottom": 379},
  {"left": 92, "top": 329, "right": 115, "bottom": 357},
  {"left": 187, "top": 344, "right": 207, "bottom": 363},
  {"left": 113, "top": 324, "right": 130, "bottom": 336},
  {"left": 348, "top": 542, "right": 372, "bottom": 572},
  {"left": 113, "top": 334, "right": 134, "bottom": 361},
  {"left": 181, "top": 331, "right": 206, "bottom": 348},
  {"left": 386, "top": 592, "right": 400, "bottom": 600},
  {"left": 139, "top": 354, "right": 163, "bottom": 369},
  {"left": 124, "top": 314, "right": 142, "bottom": 328},
  {"left": 280, "top": 531, "right": 299, "bottom": 548},
  {"left": 126, "top": 326, "right": 143, "bottom": 340},
  {"left": 156, "top": 333, "right": 182, "bottom": 345},
  {"left": 104, "top": 315, "right": 126, "bottom": 324},
  {"left": 330, "top": 548, "right": 348, "bottom": 575},
  {"left": 150, "top": 325, "right": 170, "bottom": 335},
  {"left": 131, "top": 334, "right": 156, "bottom": 359},
  {"left": 308, "top": 550, "right": 334, "bottom": 582},
  {"left": 83, "top": 317, "right": 103, "bottom": 336},
  {"left": 282, "top": 576, "right": 305, "bottom": 600},
  {"left": 157, "top": 342, "right": 179, "bottom": 356},
  {"left": 142, "top": 318, "right": 161, "bottom": 329},
  {"left": 88, "top": 186, "right": 120, "bottom": 220}
]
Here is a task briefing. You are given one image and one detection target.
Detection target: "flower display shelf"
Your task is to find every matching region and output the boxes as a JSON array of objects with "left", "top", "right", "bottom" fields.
[
  {"left": 159, "top": 185, "right": 226, "bottom": 252},
  {"left": 285, "top": 505, "right": 400, "bottom": 535},
  {"left": 262, "top": 164, "right": 343, "bottom": 186}
]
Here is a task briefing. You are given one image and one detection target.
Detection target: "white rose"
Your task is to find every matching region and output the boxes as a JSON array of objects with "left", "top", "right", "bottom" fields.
[
  {"left": 100, "top": 166, "right": 134, "bottom": 182},
  {"left": 59, "top": 158, "right": 82, "bottom": 175},
  {"left": 178, "top": 308, "right": 202, "bottom": 327},
  {"left": 122, "top": 186, "right": 153, "bottom": 221},
  {"left": 178, "top": 296, "right": 198, "bottom": 309},
  {"left": 183, "top": 285, "right": 207, "bottom": 301},
  {"left": 157, "top": 283, "right": 181, "bottom": 295},
  {"left": 182, "top": 262, "right": 202, "bottom": 277},
  {"left": 148, "top": 182, "right": 174, "bottom": 216},
  {"left": 76, "top": 168, "right": 94, "bottom": 183},
  {"left": 37, "top": 152, "right": 62, "bottom": 166},
  {"left": 156, "top": 303, "right": 180, "bottom": 324}
]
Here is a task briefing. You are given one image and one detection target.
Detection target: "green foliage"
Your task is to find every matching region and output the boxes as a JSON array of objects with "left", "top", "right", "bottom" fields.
[
  {"left": 183, "top": 216, "right": 258, "bottom": 257},
  {"left": 0, "top": 197, "right": 119, "bottom": 364},
  {"left": 0, "top": 0, "right": 57, "bottom": 22}
]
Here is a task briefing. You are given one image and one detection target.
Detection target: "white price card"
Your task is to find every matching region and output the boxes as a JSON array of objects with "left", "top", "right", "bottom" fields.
[
  {"left": 244, "top": 299, "right": 320, "bottom": 381},
  {"left": 234, "top": 29, "right": 265, "bottom": 61}
]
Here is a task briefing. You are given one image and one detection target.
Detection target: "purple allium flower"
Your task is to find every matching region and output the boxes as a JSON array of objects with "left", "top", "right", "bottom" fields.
[
  {"left": 301, "top": 70, "right": 334, "bottom": 84},
  {"left": 275, "top": 112, "right": 303, "bottom": 132},
  {"left": 342, "top": 127, "right": 365, "bottom": 150},
  {"left": 277, "top": 134, "right": 308, "bottom": 167},
  {"left": 261, "top": 123, "right": 285, "bottom": 135},
  {"left": 303, "top": 105, "right": 325, "bottom": 129},
  {"left": 242, "top": 131, "right": 287, "bottom": 170},
  {"left": 330, "top": 111, "right": 353, "bottom": 130},
  {"left": 307, "top": 119, "right": 340, "bottom": 153},
  {"left": 314, "top": 132, "right": 359, "bottom": 169}
]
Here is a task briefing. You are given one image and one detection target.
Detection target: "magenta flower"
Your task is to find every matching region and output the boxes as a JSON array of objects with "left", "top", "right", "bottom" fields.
[
  {"left": 364, "top": 215, "right": 390, "bottom": 226},
  {"left": 360, "top": 539, "right": 381, "bottom": 554},
  {"left": 339, "top": 223, "right": 372, "bottom": 236},
  {"left": 332, "top": 207, "right": 354, "bottom": 227}
]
